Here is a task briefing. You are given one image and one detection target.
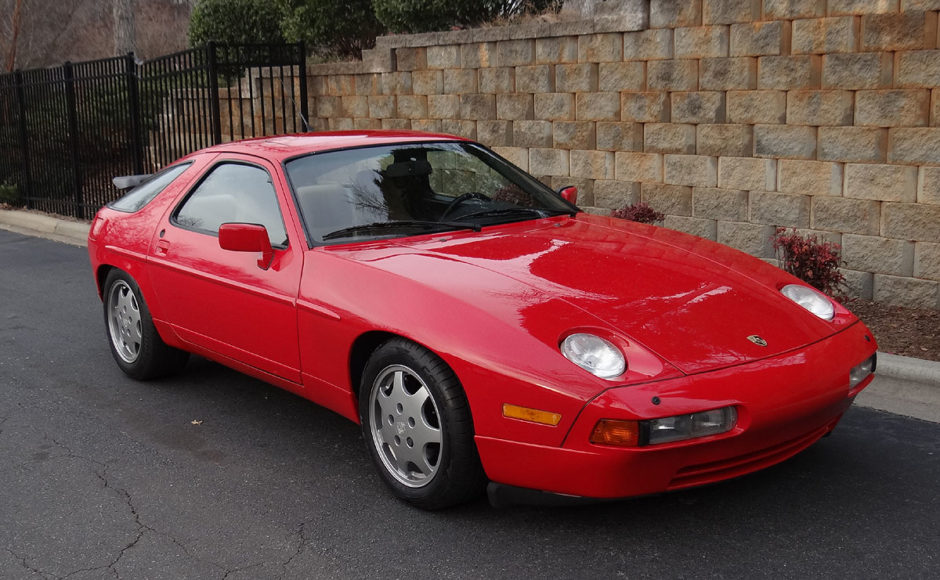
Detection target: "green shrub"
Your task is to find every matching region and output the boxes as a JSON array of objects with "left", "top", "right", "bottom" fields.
[
  {"left": 277, "top": 0, "right": 384, "bottom": 59},
  {"left": 373, "top": 0, "right": 458, "bottom": 33},
  {"left": 374, "top": 0, "right": 561, "bottom": 34},
  {"left": 0, "top": 182, "right": 20, "bottom": 206},
  {"left": 189, "top": 0, "right": 285, "bottom": 46}
]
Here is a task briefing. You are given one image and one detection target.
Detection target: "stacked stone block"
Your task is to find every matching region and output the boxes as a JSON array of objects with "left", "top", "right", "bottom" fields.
[{"left": 304, "top": 0, "right": 940, "bottom": 308}]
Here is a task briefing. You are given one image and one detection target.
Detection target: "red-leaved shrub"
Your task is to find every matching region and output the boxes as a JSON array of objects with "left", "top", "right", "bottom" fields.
[
  {"left": 612, "top": 202, "right": 664, "bottom": 224},
  {"left": 772, "top": 227, "right": 846, "bottom": 298}
]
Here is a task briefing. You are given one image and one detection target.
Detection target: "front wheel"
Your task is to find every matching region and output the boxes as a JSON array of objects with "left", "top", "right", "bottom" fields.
[
  {"left": 103, "top": 269, "right": 188, "bottom": 380},
  {"left": 359, "top": 339, "right": 486, "bottom": 509}
]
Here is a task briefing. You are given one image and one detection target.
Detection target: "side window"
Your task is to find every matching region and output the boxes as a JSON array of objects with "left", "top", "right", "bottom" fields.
[
  {"left": 109, "top": 162, "right": 191, "bottom": 213},
  {"left": 174, "top": 163, "right": 288, "bottom": 247}
]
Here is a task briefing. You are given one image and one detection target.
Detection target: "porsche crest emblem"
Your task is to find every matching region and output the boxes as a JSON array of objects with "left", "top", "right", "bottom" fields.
[{"left": 747, "top": 335, "right": 768, "bottom": 347}]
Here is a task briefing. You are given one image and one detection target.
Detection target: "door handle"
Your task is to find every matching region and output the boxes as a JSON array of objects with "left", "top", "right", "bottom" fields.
[{"left": 154, "top": 239, "right": 170, "bottom": 256}]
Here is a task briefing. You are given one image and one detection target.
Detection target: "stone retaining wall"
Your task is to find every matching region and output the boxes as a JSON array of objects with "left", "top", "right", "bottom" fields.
[{"left": 305, "top": 0, "right": 940, "bottom": 309}]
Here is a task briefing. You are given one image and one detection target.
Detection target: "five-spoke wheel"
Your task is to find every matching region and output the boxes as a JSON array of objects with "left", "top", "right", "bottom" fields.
[
  {"left": 359, "top": 338, "right": 486, "bottom": 509},
  {"left": 107, "top": 279, "right": 143, "bottom": 364},
  {"left": 368, "top": 364, "right": 442, "bottom": 487},
  {"left": 102, "top": 269, "right": 189, "bottom": 380}
]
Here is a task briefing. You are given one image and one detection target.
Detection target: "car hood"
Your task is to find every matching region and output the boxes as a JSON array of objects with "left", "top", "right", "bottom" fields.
[{"left": 343, "top": 215, "right": 846, "bottom": 375}]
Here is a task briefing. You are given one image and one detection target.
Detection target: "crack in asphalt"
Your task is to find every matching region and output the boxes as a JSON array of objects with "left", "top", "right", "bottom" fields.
[
  {"left": 5, "top": 547, "right": 57, "bottom": 579},
  {"left": 148, "top": 527, "right": 229, "bottom": 579},
  {"left": 47, "top": 437, "right": 136, "bottom": 580},
  {"left": 278, "top": 522, "right": 308, "bottom": 579},
  {"left": 218, "top": 522, "right": 309, "bottom": 580},
  {"left": 44, "top": 437, "right": 234, "bottom": 579},
  {"left": 6, "top": 421, "right": 274, "bottom": 579},
  {"left": 221, "top": 561, "right": 266, "bottom": 580}
]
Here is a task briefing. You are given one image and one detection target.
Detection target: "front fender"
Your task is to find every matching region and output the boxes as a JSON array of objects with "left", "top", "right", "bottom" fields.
[{"left": 296, "top": 246, "right": 679, "bottom": 447}]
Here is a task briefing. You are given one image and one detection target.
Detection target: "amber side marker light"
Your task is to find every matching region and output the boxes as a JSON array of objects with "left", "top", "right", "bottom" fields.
[
  {"left": 590, "top": 419, "right": 640, "bottom": 447},
  {"left": 502, "top": 404, "right": 562, "bottom": 426}
]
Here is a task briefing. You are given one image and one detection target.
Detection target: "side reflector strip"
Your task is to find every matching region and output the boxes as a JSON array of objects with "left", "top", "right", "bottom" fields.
[{"left": 502, "top": 403, "right": 562, "bottom": 426}]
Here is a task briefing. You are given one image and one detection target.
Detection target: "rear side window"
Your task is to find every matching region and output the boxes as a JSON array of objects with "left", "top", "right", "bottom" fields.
[
  {"left": 108, "top": 163, "right": 191, "bottom": 213},
  {"left": 173, "top": 162, "right": 288, "bottom": 247}
]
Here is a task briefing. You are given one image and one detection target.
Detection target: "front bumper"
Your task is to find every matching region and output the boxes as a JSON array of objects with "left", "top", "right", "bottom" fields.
[{"left": 476, "top": 321, "right": 877, "bottom": 499}]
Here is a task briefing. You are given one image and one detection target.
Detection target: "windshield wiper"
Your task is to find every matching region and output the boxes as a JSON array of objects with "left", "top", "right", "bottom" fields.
[
  {"left": 452, "top": 207, "right": 572, "bottom": 222},
  {"left": 321, "top": 220, "right": 480, "bottom": 241}
]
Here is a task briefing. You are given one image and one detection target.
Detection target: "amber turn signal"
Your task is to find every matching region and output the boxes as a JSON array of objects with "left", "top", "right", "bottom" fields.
[
  {"left": 502, "top": 403, "right": 562, "bottom": 426},
  {"left": 590, "top": 419, "right": 640, "bottom": 447}
]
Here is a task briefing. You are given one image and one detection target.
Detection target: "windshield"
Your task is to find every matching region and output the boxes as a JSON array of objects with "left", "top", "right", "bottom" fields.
[{"left": 284, "top": 141, "right": 576, "bottom": 244}]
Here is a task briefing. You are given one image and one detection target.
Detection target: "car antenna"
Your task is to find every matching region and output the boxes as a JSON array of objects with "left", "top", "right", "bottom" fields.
[{"left": 278, "top": 75, "right": 310, "bottom": 132}]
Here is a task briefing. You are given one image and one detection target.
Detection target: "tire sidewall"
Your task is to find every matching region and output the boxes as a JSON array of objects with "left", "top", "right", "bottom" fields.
[{"left": 358, "top": 339, "right": 482, "bottom": 508}]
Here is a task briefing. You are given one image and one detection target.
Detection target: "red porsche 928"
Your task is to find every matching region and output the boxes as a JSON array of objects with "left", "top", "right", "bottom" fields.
[{"left": 88, "top": 131, "right": 877, "bottom": 509}]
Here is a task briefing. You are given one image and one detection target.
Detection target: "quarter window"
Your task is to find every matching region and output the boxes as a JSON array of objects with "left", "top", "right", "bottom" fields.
[
  {"left": 109, "top": 163, "right": 191, "bottom": 213},
  {"left": 174, "top": 162, "right": 288, "bottom": 247}
]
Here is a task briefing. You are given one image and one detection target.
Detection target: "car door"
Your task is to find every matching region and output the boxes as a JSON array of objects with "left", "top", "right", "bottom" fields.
[{"left": 147, "top": 155, "right": 303, "bottom": 383}]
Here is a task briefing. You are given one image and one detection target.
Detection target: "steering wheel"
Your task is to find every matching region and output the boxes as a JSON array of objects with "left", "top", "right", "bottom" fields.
[{"left": 440, "top": 192, "right": 491, "bottom": 220}]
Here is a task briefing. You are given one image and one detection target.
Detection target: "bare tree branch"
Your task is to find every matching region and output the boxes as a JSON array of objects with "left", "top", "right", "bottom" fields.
[
  {"left": 5, "top": 0, "right": 23, "bottom": 72},
  {"left": 113, "top": 0, "right": 136, "bottom": 55}
]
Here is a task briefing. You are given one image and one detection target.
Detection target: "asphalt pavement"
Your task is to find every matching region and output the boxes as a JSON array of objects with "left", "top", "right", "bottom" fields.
[{"left": 1, "top": 214, "right": 939, "bottom": 579}]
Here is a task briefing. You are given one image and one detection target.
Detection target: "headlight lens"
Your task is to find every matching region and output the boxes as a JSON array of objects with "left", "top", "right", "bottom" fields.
[
  {"left": 645, "top": 407, "right": 738, "bottom": 445},
  {"left": 560, "top": 333, "right": 626, "bottom": 379},
  {"left": 780, "top": 284, "right": 835, "bottom": 320},
  {"left": 590, "top": 407, "right": 738, "bottom": 447},
  {"left": 850, "top": 354, "right": 876, "bottom": 388}
]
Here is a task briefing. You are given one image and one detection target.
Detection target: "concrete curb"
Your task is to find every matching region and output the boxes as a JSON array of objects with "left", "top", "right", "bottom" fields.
[
  {"left": 0, "top": 208, "right": 90, "bottom": 247},
  {"left": 1, "top": 208, "right": 938, "bottom": 422},
  {"left": 855, "top": 352, "right": 940, "bottom": 423},
  {"left": 875, "top": 352, "right": 940, "bottom": 386}
]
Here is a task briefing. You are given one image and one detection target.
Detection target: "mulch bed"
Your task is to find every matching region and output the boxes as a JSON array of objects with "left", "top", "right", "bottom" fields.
[{"left": 846, "top": 299, "right": 940, "bottom": 362}]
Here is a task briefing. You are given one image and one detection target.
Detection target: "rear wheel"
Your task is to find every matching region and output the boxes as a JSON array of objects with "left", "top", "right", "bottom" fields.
[
  {"left": 359, "top": 338, "right": 486, "bottom": 509},
  {"left": 103, "top": 269, "right": 188, "bottom": 380}
]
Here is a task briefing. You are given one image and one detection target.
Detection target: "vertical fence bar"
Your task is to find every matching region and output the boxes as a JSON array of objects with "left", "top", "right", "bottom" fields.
[
  {"left": 169, "top": 53, "right": 182, "bottom": 163},
  {"left": 225, "top": 55, "right": 234, "bottom": 141},
  {"left": 247, "top": 57, "right": 256, "bottom": 137},
  {"left": 125, "top": 53, "right": 144, "bottom": 174},
  {"left": 13, "top": 71, "right": 32, "bottom": 208},
  {"left": 298, "top": 42, "right": 309, "bottom": 132},
  {"left": 278, "top": 59, "right": 286, "bottom": 135},
  {"left": 81, "top": 62, "right": 99, "bottom": 206},
  {"left": 206, "top": 42, "right": 222, "bottom": 145},
  {"left": 63, "top": 62, "right": 83, "bottom": 218},
  {"left": 267, "top": 63, "right": 276, "bottom": 135}
]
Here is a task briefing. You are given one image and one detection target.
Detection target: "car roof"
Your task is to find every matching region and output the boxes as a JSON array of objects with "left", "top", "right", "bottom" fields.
[{"left": 189, "top": 130, "right": 470, "bottom": 162}]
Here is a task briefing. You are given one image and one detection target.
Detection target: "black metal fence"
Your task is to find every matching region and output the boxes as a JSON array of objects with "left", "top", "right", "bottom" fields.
[{"left": 0, "top": 42, "right": 308, "bottom": 219}]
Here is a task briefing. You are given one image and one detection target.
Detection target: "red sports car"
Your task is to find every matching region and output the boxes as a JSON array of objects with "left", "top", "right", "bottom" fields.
[{"left": 88, "top": 131, "right": 877, "bottom": 509}]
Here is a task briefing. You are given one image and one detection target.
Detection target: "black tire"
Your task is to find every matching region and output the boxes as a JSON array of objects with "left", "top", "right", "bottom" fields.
[
  {"left": 359, "top": 338, "right": 486, "bottom": 509},
  {"left": 103, "top": 269, "right": 189, "bottom": 380}
]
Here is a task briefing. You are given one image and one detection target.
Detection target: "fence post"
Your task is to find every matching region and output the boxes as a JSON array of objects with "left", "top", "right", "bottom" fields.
[
  {"left": 207, "top": 42, "right": 222, "bottom": 145},
  {"left": 297, "top": 42, "right": 309, "bottom": 132},
  {"left": 12, "top": 70, "right": 33, "bottom": 209},
  {"left": 125, "top": 52, "right": 144, "bottom": 174},
  {"left": 63, "top": 62, "right": 84, "bottom": 219}
]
